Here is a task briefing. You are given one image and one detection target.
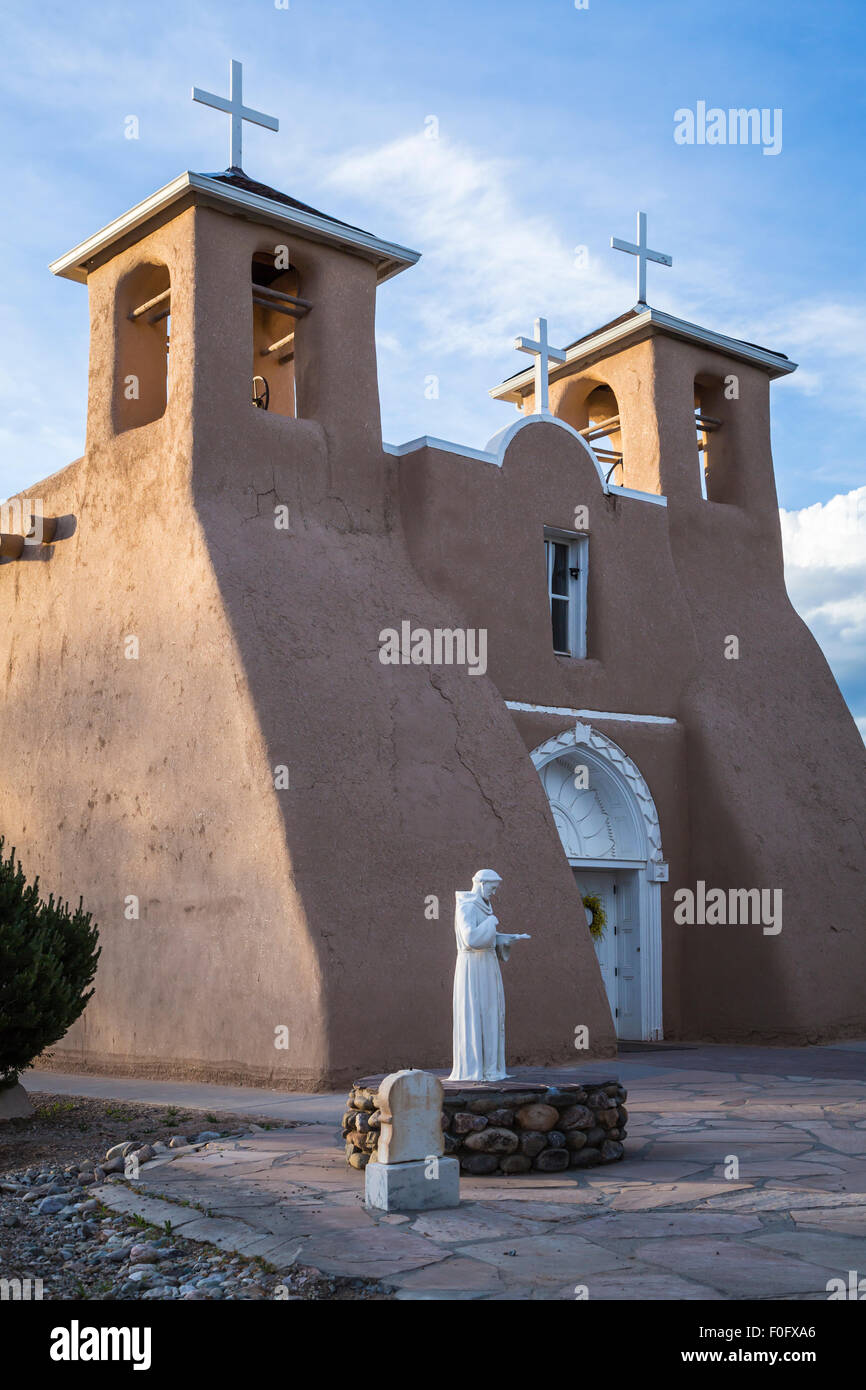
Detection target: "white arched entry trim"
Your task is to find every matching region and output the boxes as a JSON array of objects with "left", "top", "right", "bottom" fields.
[{"left": 530, "top": 722, "right": 665, "bottom": 1041}]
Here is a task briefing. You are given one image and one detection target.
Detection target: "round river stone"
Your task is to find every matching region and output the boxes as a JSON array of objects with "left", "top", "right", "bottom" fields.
[
  {"left": 534, "top": 1148, "right": 570, "bottom": 1172},
  {"left": 464, "top": 1127, "right": 519, "bottom": 1155},
  {"left": 516, "top": 1103, "right": 558, "bottom": 1132}
]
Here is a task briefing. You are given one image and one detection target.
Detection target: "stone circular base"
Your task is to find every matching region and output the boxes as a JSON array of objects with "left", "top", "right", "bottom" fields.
[{"left": 342, "top": 1077, "right": 628, "bottom": 1175}]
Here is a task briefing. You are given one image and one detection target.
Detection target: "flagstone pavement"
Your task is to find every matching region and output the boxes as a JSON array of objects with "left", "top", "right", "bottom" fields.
[{"left": 27, "top": 1044, "right": 866, "bottom": 1300}]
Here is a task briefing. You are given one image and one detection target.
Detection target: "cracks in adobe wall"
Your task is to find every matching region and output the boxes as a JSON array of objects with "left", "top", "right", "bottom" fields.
[
  {"left": 237, "top": 467, "right": 291, "bottom": 523},
  {"left": 253, "top": 487, "right": 279, "bottom": 518},
  {"left": 382, "top": 688, "right": 400, "bottom": 788},
  {"left": 838, "top": 814, "right": 866, "bottom": 859},
  {"left": 326, "top": 495, "right": 358, "bottom": 533},
  {"left": 429, "top": 670, "right": 504, "bottom": 826}
]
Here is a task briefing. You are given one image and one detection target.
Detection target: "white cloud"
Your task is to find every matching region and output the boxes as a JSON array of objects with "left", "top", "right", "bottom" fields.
[
  {"left": 328, "top": 133, "right": 866, "bottom": 413},
  {"left": 327, "top": 133, "right": 626, "bottom": 363},
  {"left": 325, "top": 130, "right": 866, "bottom": 473},
  {"left": 781, "top": 488, "right": 866, "bottom": 571},
  {"left": 780, "top": 486, "right": 866, "bottom": 736},
  {"left": 752, "top": 302, "right": 866, "bottom": 412}
]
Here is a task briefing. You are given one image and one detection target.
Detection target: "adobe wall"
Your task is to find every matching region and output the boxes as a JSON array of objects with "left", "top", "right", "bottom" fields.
[
  {"left": 1, "top": 204, "right": 618, "bottom": 1089},
  {"left": 182, "top": 208, "right": 618, "bottom": 1081},
  {"left": 3, "top": 192, "right": 863, "bottom": 1083},
  {"left": 650, "top": 336, "right": 866, "bottom": 1043},
  {"left": 399, "top": 337, "right": 866, "bottom": 1044},
  {"left": 2, "top": 208, "right": 332, "bottom": 1088}
]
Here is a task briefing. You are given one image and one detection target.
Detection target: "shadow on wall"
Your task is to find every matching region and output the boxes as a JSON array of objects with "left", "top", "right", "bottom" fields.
[{"left": 0, "top": 514, "right": 75, "bottom": 564}]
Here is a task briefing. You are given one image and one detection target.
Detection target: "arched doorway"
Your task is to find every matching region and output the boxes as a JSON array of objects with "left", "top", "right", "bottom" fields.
[{"left": 530, "top": 723, "right": 665, "bottom": 1040}]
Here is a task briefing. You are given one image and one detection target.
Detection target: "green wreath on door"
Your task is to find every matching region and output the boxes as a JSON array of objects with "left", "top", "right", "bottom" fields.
[{"left": 582, "top": 894, "right": 607, "bottom": 941}]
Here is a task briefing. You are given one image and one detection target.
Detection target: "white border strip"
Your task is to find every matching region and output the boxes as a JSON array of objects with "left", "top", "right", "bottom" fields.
[
  {"left": 50, "top": 171, "right": 421, "bottom": 285},
  {"left": 490, "top": 304, "right": 797, "bottom": 401},
  {"left": 506, "top": 700, "right": 677, "bottom": 725},
  {"left": 607, "top": 482, "right": 667, "bottom": 507},
  {"left": 383, "top": 436, "right": 496, "bottom": 464},
  {"left": 383, "top": 429, "right": 667, "bottom": 507}
]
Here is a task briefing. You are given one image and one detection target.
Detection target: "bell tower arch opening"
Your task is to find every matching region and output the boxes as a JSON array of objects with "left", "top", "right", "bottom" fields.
[
  {"left": 580, "top": 383, "right": 624, "bottom": 488},
  {"left": 251, "top": 250, "right": 312, "bottom": 418},
  {"left": 531, "top": 725, "right": 665, "bottom": 1040},
  {"left": 555, "top": 376, "right": 626, "bottom": 489},
  {"left": 694, "top": 372, "right": 737, "bottom": 504},
  {"left": 114, "top": 261, "right": 171, "bottom": 434}
]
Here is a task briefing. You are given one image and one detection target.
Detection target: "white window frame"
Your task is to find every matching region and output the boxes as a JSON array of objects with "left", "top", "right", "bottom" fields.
[{"left": 544, "top": 527, "right": 588, "bottom": 659}]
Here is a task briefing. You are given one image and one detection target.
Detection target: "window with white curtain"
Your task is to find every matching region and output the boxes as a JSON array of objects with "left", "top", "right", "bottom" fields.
[{"left": 544, "top": 528, "right": 588, "bottom": 658}]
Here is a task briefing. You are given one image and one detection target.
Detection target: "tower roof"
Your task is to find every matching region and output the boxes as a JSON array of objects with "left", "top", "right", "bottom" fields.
[
  {"left": 490, "top": 305, "right": 797, "bottom": 405},
  {"left": 49, "top": 169, "right": 421, "bottom": 285}
]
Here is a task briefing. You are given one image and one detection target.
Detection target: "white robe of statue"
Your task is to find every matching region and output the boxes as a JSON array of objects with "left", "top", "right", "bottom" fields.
[{"left": 449, "top": 870, "right": 530, "bottom": 1083}]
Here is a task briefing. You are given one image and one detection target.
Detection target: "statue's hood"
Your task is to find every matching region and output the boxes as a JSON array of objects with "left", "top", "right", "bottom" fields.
[{"left": 455, "top": 889, "right": 493, "bottom": 912}]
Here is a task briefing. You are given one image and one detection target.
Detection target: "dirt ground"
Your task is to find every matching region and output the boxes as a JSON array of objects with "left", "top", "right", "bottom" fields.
[
  {"left": 0, "top": 1091, "right": 387, "bottom": 1300},
  {"left": 0, "top": 1092, "right": 266, "bottom": 1179}
]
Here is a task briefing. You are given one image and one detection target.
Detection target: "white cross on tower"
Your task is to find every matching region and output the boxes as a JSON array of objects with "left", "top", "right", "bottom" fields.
[
  {"left": 514, "top": 317, "right": 567, "bottom": 414},
  {"left": 610, "top": 211, "right": 672, "bottom": 307},
  {"left": 192, "top": 60, "right": 279, "bottom": 171}
]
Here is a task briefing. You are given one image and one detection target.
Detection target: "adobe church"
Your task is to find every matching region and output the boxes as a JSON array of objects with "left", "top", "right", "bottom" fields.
[{"left": 2, "top": 66, "right": 865, "bottom": 1090}]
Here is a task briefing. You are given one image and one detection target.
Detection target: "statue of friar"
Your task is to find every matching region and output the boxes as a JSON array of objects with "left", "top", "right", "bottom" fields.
[{"left": 449, "top": 869, "right": 530, "bottom": 1082}]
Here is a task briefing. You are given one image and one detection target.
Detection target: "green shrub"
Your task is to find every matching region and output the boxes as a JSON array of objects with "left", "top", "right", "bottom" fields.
[{"left": 0, "top": 838, "right": 100, "bottom": 1091}]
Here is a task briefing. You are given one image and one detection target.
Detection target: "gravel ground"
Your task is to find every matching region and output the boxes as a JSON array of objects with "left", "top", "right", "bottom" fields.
[{"left": 0, "top": 1092, "right": 388, "bottom": 1300}]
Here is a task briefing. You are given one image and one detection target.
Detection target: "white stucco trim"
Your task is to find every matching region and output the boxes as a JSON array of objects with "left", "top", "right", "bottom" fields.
[
  {"left": 490, "top": 304, "right": 797, "bottom": 402},
  {"left": 531, "top": 724, "right": 664, "bottom": 865},
  {"left": 530, "top": 722, "right": 665, "bottom": 1041},
  {"left": 385, "top": 412, "right": 658, "bottom": 500},
  {"left": 50, "top": 171, "right": 421, "bottom": 285},
  {"left": 484, "top": 412, "right": 609, "bottom": 489},
  {"left": 507, "top": 701, "right": 677, "bottom": 725},
  {"left": 383, "top": 436, "right": 497, "bottom": 464},
  {"left": 607, "top": 483, "right": 668, "bottom": 507}
]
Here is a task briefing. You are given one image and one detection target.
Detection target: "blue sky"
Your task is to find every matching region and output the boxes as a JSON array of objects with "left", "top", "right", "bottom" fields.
[{"left": 1, "top": 0, "right": 864, "bottom": 727}]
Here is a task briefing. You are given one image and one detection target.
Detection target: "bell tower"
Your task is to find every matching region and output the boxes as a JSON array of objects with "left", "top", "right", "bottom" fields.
[
  {"left": 539, "top": 312, "right": 795, "bottom": 520},
  {"left": 490, "top": 211, "right": 796, "bottom": 520},
  {"left": 50, "top": 62, "right": 420, "bottom": 527}
]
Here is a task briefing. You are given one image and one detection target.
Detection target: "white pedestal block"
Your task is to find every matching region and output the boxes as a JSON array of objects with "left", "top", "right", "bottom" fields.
[{"left": 364, "top": 1156, "right": 460, "bottom": 1212}]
